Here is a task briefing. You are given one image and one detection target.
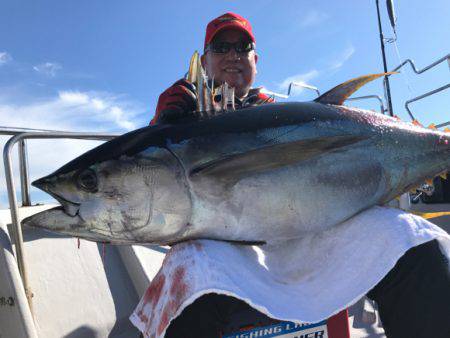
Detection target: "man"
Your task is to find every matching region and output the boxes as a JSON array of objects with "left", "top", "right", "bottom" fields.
[
  {"left": 147, "top": 12, "right": 450, "bottom": 338},
  {"left": 149, "top": 13, "right": 280, "bottom": 336},
  {"left": 150, "top": 12, "right": 273, "bottom": 126}
]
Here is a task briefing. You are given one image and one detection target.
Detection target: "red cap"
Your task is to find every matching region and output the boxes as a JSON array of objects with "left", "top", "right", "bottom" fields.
[{"left": 204, "top": 12, "right": 255, "bottom": 50}]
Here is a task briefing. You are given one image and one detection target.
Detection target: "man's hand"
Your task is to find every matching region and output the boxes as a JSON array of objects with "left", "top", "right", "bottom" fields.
[{"left": 151, "top": 79, "right": 197, "bottom": 125}]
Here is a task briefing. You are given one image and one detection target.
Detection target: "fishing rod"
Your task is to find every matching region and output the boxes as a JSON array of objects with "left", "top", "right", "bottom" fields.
[{"left": 375, "top": 0, "right": 397, "bottom": 116}]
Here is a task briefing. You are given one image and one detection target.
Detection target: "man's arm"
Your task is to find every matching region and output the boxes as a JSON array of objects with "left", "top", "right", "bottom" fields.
[
  {"left": 151, "top": 81, "right": 275, "bottom": 125},
  {"left": 150, "top": 79, "right": 197, "bottom": 125},
  {"left": 243, "top": 88, "right": 275, "bottom": 107}
]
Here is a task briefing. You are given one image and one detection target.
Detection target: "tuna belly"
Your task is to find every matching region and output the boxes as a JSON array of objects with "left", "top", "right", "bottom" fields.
[{"left": 190, "top": 151, "right": 386, "bottom": 243}]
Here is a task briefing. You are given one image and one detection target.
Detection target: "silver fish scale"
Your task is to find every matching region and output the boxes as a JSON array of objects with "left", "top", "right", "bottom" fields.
[{"left": 23, "top": 101, "right": 450, "bottom": 245}]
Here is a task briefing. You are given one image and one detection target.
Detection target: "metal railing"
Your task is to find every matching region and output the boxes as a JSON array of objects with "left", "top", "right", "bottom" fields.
[
  {"left": 389, "top": 53, "right": 450, "bottom": 122},
  {"left": 391, "top": 53, "right": 450, "bottom": 74},
  {"left": 346, "top": 95, "right": 386, "bottom": 115},
  {"left": 287, "top": 82, "right": 321, "bottom": 97},
  {"left": 436, "top": 121, "right": 450, "bottom": 129},
  {"left": 2, "top": 129, "right": 118, "bottom": 315},
  {"left": 261, "top": 82, "right": 321, "bottom": 99},
  {"left": 404, "top": 83, "right": 450, "bottom": 121},
  {"left": 0, "top": 126, "right": 75, "bottom": 135},
  {"left": 261, "top": 83, "right": 387, "bottom": 114}
]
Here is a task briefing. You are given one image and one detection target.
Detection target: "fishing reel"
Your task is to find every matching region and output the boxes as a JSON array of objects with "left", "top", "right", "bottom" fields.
[{"left": 410, "top": 182, "right": 435, "bottom": 204}]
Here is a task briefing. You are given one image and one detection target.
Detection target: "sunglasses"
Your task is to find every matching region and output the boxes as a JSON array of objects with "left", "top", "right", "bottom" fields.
[{"left": 205, "top": 41, "right": 255, "bottom": 54}]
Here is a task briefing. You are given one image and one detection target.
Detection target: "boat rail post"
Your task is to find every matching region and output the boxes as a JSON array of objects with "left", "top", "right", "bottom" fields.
[
  {"left": 346, "top": 95, "right": 386, "bottom": 115},
  {"left": 2, "top": 130, "right": 119, "bottom": 318},
  {"left": 287, "top": 82, "right": 321, "bottom": 97},
  {"left": 3, "top": 133, "right": 34, "bottom": 316},
  {"left": 391, "top": 54, "right": 450, "bottom": 74},
  {"left": 404, "top": 83, "right": 450, "bottom": 121},
  {"left": 260, "top": 81, "right": 321, "bottom": 100},
  {"left": 436, "top": 121, "right": 450, "bottom": 129},
  {"left": 18, "top": 140, "right": 31, "bottom": 206}
]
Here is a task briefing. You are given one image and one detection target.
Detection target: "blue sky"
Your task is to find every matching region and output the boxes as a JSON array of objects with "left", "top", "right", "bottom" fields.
[{"left": 0, "top": 0, "right": 449, "bottom": 207}]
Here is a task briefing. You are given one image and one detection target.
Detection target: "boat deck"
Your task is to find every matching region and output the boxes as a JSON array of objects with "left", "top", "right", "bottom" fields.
[{"left": 1, "top": 202, "right": 448, "bottom": 337}]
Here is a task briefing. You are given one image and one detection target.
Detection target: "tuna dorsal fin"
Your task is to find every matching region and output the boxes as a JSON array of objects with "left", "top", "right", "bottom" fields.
[
  {"left": 190, "top": 134, "right": 366, "bottom": 181},
  {"left": 314, "top": 73, "right": 395, "bottom": 105}
]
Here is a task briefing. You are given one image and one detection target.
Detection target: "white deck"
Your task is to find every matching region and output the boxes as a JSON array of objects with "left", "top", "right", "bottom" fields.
[{"left": 0, "top": 205, "right": 165, "bottom": 338}]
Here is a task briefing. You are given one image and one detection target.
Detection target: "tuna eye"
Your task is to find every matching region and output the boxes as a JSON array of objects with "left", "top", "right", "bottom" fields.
[{"left": 76, "top": 169, "right": 98, "bottom": 192}]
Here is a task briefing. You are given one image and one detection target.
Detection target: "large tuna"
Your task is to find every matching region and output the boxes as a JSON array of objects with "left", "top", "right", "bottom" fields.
[{"left": 23, "top": 74, "right": 450, "bottom": 245}]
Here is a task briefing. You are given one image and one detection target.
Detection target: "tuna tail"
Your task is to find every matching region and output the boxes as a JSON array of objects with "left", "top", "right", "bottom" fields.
[{"left": 315, "top": 73, "right": 396, "bottom": 105}]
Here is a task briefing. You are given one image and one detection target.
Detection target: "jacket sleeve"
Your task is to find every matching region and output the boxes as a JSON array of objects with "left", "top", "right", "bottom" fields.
[
  {"left": 242, "top": 89, "right": 275, "bottom": 107},
  {"left": 255, "top": 92, "right": 275, "bottom": 104},
  {"left": 150, "top": 79, "right": 197, "bottom": 125}
]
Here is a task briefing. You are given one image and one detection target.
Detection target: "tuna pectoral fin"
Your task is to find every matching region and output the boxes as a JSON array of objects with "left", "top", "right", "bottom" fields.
[
  {"left": 315, "top": 73, "right": 396, "bottom": 105},
  {"left": 190, "top": 134, "right": 366, "bottom": 180}
]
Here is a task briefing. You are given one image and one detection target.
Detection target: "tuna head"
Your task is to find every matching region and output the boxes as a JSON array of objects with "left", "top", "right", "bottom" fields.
[{"left": 23, "top": 148, "right": 192, "bottom": 244}]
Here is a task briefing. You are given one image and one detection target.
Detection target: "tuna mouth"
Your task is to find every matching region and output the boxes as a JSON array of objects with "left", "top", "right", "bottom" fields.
[
  {"left": 21, "top": 204, "right": 83, "bottom": 233},
  {"left": 32, "top": 176, "right": 80, "bottom": 217},
  {"left": 45, "top": 190, "right": 80, "bottom": 217}
]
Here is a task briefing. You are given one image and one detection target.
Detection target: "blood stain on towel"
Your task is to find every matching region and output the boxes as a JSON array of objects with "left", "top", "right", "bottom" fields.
[
  {"left": 142, "top": 274, "right": 166, "bottom": 309},
  {"left": 157, "top": 265, "right": 191, "bottom": 335},
  {"left": 158, "top": 302, "right": 172, "bottom": 335},
  {"left": 137, "top": 310, "right": 148, "bottom": 323},
  {"left": 170, "top": 266, "right": 189, "bottom": 303}
]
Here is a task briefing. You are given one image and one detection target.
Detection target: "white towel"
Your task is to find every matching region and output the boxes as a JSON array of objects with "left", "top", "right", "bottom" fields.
[{"left": 130, "top": 206, "right": 450, "bottom": 338}]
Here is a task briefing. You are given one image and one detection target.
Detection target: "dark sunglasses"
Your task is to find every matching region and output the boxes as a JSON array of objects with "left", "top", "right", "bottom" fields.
[{"left": 205, "top": 41, "right": 255, "bottom": 54}]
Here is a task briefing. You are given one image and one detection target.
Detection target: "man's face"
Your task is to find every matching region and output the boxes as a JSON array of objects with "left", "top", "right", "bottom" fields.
[{"left": 202, "top": 29, "right": 258, "bottom": 98}]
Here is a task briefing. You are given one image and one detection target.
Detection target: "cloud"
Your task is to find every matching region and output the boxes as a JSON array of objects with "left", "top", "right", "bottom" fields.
[
  {"left": 33, "top": 62, "right": 62, "bottom": 77},
  {"left": 300, "top": 10, "right": 329, "bottom": 28},
  {"left": 0, "top": 89, "right": 147, "bottom": 208},
  {"left": 277, "top": 69, "right": 320, "bottom": 95},
  {"left": 0, "top": 52, "right": 12, "bottom": 65},
  {"left": 56, "top": 90, "right": 144, "bottom": 130},
  {"left": 329, "top": 45, "right": 355, "bottom": 70},
  {"left": 0, "top": 90, "right": 145, "bottom": 133},
  {"left": 58, "top": 91, "right": 90, "bottom": 105}
]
